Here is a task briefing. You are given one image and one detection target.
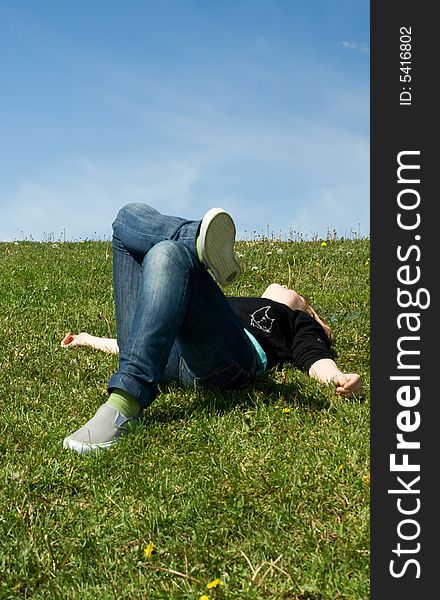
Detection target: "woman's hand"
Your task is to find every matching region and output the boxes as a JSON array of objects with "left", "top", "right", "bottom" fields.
[
  {"left": 61, "top": 332, "right": 92, "bottom": 348},
  {"left": 331, "top": 373, "right": 363, "bottom": 398},
  {"left": 309, "top": 359, "right": 363, "bottom": 398}
]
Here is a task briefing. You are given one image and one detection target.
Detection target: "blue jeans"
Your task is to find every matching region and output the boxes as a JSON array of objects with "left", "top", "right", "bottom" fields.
[{"left": 107, "top": 203, "right": 257, "bottom": 408}]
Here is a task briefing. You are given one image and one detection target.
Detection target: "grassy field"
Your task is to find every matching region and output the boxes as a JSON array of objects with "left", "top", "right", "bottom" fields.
[{"left": 0, "top": 235, "right": 370, "bottom": 600}]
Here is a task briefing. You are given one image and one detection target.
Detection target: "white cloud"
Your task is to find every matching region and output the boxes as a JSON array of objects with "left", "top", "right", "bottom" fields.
[{"left": 341, "top": 41, "right": 370, "bottom": 54}]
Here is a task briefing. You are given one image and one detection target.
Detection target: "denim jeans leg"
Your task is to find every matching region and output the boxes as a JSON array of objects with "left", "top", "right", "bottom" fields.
[
  {"left": 174, "top": 273, "right": 256, "bottom": 390},
  {"left": 111, "top": 236, "right": 143, "bottom": 350},
  {"left": 160, "top": 343, "right": 181, "bottom": 386},
  {"left": 112, "top": 203, "right": 200, "bottom": 257},
  {"left": 111, "top": 203, "right": 201, "bottom": 350},
  {"left": 108, "top": 240, "right": 255, "bottom": 408}
]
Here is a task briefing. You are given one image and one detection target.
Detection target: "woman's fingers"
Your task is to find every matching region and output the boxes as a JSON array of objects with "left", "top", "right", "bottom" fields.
[
  {"left": 335, "top": 374, "right": 363, "bottom": 397},
  {"left": 60, "top": 333, "right": 81, "bottom": 347},
  {"left": 61, "top": 333, "right": 75, "bottom": 347}
]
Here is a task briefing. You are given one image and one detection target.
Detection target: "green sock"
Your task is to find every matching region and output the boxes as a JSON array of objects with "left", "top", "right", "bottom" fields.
[{"left": 106, "top": 389, "right": 141, "bottom": 418}]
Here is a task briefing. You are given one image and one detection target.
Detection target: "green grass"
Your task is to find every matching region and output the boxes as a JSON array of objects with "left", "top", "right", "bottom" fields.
[{"left": 0, "top": 236, "right": 370, "bottom": 599}]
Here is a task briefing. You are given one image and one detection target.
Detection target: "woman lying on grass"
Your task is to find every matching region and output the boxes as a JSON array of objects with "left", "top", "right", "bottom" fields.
[{"left": 62, "top": 203, "right": 362, "bottom": 455}]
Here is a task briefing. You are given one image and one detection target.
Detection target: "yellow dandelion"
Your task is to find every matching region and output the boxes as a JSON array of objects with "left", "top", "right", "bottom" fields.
[
  {"left": 207, "top": 578, "right": 222, "bottom": 589},
  {"left": 200, "top": 596, "right": 210, "bottom": 600},
  {"left": 282, "top": 407, "right": 291, "bottom": 414},
  {"left": 321, "top": 241, "right": 327, "bottom": 247},
  {"left": 338, "top": 464, "right": 345, "bottom": 473},
  {"left": 144, "top": 541, "right": 156, "bottom": 558},
  {"left": 363, "top": 473, "right": 371, "bottom": 486}
]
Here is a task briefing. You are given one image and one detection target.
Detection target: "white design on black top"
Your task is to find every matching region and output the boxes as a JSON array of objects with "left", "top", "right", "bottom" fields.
[{"left": 250, "top": 306, "right": 275, "bottom": 333}]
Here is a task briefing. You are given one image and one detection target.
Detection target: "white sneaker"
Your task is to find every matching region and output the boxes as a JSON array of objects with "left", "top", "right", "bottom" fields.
[{"left": 197, "top": 208, "right": 241, "bottom": 285}]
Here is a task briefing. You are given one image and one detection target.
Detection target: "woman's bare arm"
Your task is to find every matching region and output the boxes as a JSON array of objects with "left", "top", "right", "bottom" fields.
[{"left": 61, "top": 332, "right": 119, "bottom": 354}]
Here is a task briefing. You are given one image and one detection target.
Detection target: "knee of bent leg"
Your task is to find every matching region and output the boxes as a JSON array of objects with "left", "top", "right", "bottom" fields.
[
  {"left": 115, "top": 202, "right": 149, "bottom": 221},
  {"left": 147, "top": 240, "right": 193, "bottom": 271},
  {"left": 113, "top": 202, "right": 160, "bottom": 229}
]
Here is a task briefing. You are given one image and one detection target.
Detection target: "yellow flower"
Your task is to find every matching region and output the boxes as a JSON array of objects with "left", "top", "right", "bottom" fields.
[
  {"left": 207, "top": 578, "right": 222, "bottom": 589},
  {"left": 338, "top": 464, "right": 345, "bottom": 473},
  {"left": 321, "top": 241, "right": 327, "bottom": 247},
  {"left": 200, "top": 596, "right": 210, "bottom": 600},
  {"left": 363, "top": 473, "right": 371, "bottom": 486},
  {"left": 144, "top": 541, "right": 156, "bottom": 558},
  {"left": 282, "top": 407, "right": 291, "bottom": 414}
]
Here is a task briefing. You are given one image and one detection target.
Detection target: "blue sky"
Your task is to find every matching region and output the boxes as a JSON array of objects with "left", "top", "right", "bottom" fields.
[{"left": 0, "top": 0, "right": 369, "bottom": 241}]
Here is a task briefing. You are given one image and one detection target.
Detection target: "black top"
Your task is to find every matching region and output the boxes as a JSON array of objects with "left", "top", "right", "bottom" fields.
[{"left": 227, "top": 297, "right": 334, "bottom": 372}]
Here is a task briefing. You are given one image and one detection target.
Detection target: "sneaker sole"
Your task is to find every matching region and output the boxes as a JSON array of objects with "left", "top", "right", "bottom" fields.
[
  {"left": 199, "top": 208, "right": 241, "bottom": 286},
  {"left": 63, "top": 436, "right": 116, "bottom": 455}
]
